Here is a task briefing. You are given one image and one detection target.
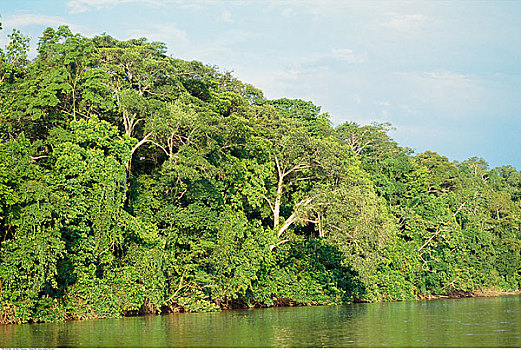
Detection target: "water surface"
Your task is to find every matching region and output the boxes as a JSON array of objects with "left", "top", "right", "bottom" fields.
[{"left": 1, "top": 295, "right": 520, "bottom": 347}]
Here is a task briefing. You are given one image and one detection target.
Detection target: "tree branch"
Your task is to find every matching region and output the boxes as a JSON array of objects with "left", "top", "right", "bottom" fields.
[
  {"left": 263, "top": 195, "right": 274, "bottom": 214},
  {"left": 277, "top": 196, "right": 315, "bottom": 238},
  {"left": 269, "top": 239, "right": 290, "bottom": 251},
  {"left": 130, "top": 132, "right": 153, "bottom": 156},
  {"left": 418, "top": 228, "right": 440, "bottom": 252},
  {"left": 283, "top": 162, "right": 310, "bottom": 177}
]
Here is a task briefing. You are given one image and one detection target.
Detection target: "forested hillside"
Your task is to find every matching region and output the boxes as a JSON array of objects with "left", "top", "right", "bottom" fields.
[{"left": 1, "top": 26, "right": 520, "bottom": 324}]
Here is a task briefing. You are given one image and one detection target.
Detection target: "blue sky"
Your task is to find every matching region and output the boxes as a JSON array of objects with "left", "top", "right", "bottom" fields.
[{"left": 1, "top": 0, "right": 521, "bottom": 169}]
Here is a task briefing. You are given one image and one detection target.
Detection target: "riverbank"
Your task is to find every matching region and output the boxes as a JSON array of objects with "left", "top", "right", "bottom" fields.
[
  {"left": 2, "top": 289, "right": 520, "bottom": 325},
  {"left": 138, "top": 288, "right": 521, "bottom": 316},
  {"left": 3, "top": 294, "right": 521, "bottom": 348},
  {"left": 418, "top": 289, "right": 521, "bottom": 300}
]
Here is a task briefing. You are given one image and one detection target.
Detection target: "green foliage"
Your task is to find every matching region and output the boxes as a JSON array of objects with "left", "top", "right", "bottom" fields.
[
  {"left": 1, "top": 26, "right": 520, "bottom": 324},
  {"left": 0, "top": 29, "right": 30, "bottom": 85},
  {"left": 269, "top": 98, "right": 331, "bottom": 136}
]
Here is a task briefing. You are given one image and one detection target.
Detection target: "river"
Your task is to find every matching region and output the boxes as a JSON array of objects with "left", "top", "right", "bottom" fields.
[{"left": 1, "top": 295, "right": 520, "bottom": 347}]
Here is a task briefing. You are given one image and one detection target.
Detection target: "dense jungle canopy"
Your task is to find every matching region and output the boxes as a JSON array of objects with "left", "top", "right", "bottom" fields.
[{"left": 0, "top": 26, "right": 520, "bottom": 324}]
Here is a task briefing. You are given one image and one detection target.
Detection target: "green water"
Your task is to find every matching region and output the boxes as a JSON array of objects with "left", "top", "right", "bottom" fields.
[{"left": 1, "top": 295, "right": 520, "bottom": 347}]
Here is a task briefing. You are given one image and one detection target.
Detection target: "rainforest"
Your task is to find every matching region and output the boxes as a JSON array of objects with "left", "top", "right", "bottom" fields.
[{"left": 0, "top": 26, "right": 520, "bottom": 324}]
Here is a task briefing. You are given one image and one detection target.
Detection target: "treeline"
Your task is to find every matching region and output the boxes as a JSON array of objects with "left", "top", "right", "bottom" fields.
[{"left": 0, "top": 26, "right": 520, "bottom": 324}]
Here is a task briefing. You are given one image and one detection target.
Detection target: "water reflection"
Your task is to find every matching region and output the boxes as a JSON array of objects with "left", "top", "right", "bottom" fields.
[{"left": 1, "top": 295, "right": 520, "bottom": 347}]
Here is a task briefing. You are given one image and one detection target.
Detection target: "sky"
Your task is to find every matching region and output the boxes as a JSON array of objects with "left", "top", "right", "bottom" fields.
[{"left": 1, "top": 0, "right": 521, "bottom": 169}]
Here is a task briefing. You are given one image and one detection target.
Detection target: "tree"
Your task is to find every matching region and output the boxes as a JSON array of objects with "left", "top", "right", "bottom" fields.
[
  {"left": 0, "top": 29, "right": 30, "bottom": 86},
  {"left": 334, "top": 121, "right": 401, "bottom": 159},
  {"left": 269, "top": 98, "right": 331, "bottom": 137}
]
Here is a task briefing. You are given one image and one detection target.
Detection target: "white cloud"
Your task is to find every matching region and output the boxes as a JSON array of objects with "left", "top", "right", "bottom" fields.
[
  {"left": 185, "top": 30, "right": 254, "bottom": 62},
  {"left": 331, "top": 48, "right": 366, "bottom": 63},
  {"left": 381, "top": 13, "right": 428, "bottom": 31},
  {"left": 66, "top": 0, "right": 221, "bottom": 14},
  {"left": 67, "top": 0, "right": 131, "bottom": 14},
  {"left": 3, "top": 14, "right": 73, "bottom": 29},
  {"left": 126, "top": 23, "right": 189, "bottom": 45},
  {"left": 220, "top": 10, "right": 233, "bottom": 23},
  {"left": 1, "top": 13, "right": 88, "bottom": 34},
  {"left": 281, "top": 8, "right": 297, "bottom": 17},
  {"left": 411, "top": 70, "right": 478, "bottom": 95},
  {"left": 424, "top": 70, "right": 473, "bottom": 85},
  {"left": 400, "top": 104, "right": 417, "bottom": 116},
  {"left": 394, "top": 70, "right": 486, "bottom": 121},
  {"left": 288, "top": 1, "right": 351, "bottom": 17},
  {"left": 278, "top": 68, "right": 302, "bottom": 81}
]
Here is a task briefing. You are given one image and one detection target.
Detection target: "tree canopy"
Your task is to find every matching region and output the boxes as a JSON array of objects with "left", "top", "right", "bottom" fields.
[{"left": 0, "top": 26, "right": 520, "bottom": 324}]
